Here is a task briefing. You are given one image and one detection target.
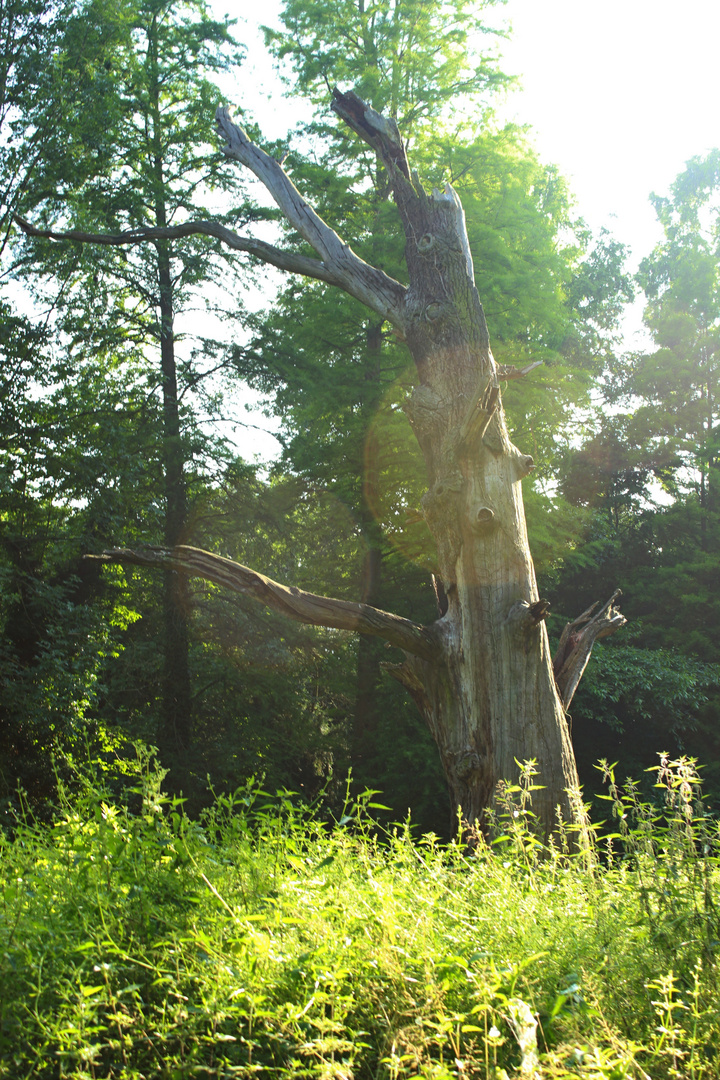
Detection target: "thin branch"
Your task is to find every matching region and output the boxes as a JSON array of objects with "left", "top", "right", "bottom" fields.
[
  {"left": 210, "top": 417, "right": 289, "bottom": 452},
  {"left": 90, "top": 545, "right": 436, "bottom": 661},
  {"left": 13, "top": 214, "right": 344, "bottom": 290}
]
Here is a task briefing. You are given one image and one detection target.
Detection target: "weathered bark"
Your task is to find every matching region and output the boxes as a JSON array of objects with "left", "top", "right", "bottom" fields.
[
  {"left": 214, "top": 106, "right": 406, "bottom": 328},
  {"left": 326, "top": 90, "right": 582, "bottom": 833},
  {"left": 26, "top": 90, "right": 627, "bottom": 835},
  {"left": 553, "top": 590, "right": 627, "bottom": 711}
]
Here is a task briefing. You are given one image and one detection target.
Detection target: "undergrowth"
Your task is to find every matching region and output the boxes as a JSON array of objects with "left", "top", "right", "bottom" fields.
[{"left": 1, "top": 748, "right": 719, "bottom": 1078}]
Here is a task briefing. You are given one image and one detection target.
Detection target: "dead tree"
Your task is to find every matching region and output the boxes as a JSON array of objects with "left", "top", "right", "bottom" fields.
[{"left": 17, "top": 91, "right": 625, "bottom": 833}]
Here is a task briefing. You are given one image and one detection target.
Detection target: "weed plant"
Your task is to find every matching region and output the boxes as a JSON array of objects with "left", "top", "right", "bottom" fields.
[{"left": 1, "top": 747, "right": 719, "bottom": 1078}]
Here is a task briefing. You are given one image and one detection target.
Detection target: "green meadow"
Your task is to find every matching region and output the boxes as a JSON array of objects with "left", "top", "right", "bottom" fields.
[{"left": 2, "top": 752, "right": 719, "bottom": 1079}]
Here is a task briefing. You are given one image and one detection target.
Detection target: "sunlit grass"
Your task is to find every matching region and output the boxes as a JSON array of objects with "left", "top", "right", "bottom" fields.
[{"left": 1, "top": 749, "right": 719, "bottom": 1078}]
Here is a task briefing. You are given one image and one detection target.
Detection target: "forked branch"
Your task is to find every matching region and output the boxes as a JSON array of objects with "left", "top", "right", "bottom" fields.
[
  {"left": 15, "top": 101, "right": 408, "bottom": 329},
  {"left": 215, "top": 107, "right": 406, "bottom": 327},
  {"left": 90, "top": 545, "right": 436, "bottom": 661},
  {"left": 330, "top": 88, "right": 475, "bottom": 283},
  {"left": 553, "top": 590, "right": 627, "bottom": 710}
]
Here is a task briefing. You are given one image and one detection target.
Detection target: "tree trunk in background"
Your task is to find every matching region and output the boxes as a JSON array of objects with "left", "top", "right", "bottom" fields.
[
  {"left": 353, "top": 540, "right": 383, "bottom": 773},
  {"left": 157, "top": 242, "right": 192, "bottom": 771},
  {"left": 352, "top": 320, "right": 384, "bottom": 779},
  {"left": 149, "top": 16, "right": 191, "bottom": 774}
]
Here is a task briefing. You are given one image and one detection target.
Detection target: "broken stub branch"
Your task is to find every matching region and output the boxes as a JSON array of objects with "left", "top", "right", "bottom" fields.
[{"left": 553, "top": 590, "right": 627, "bottom": 710}]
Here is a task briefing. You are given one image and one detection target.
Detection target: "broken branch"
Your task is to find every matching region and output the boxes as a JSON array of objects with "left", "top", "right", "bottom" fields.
[
  {"left": 496, "top": 360, "right": 544, "bottom": 380},
  {"left": 553, "top": 589, "right": 627, "bottom": 710},
  {"left": 90, "top": 545, "right": 436, "bottom": 661},
  {"left": 330, "top": 88, "right": 411, "bottom": 180}
]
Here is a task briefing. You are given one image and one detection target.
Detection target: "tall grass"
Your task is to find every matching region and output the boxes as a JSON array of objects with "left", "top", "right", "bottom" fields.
[{"left": 1, "top": 748, "right": 719, "bottom": 1078}]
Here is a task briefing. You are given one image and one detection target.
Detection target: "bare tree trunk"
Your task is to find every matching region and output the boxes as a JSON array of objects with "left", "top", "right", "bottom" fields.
[{"left": 329, "top": 91, "right": 586, "bottom": 834}]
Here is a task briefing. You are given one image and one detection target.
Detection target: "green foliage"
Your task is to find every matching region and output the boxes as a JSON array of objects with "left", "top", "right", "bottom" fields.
[
  {"left": 0, "top": 308, "right": 164, "bottom": 808},
  {"left": 573, "top": 645, "right": 720, "bottom": 735},
  {"left": 14, "top": 0, "right": 253, "bottom": 436},
  {"left": 0, "top": 0, "right": 75, "bottom": 239},
  {"left": 545, "top": 415, "right": 720, "bottom": 801},
  {"left": 0, "top": 329, "right": 156, "bottom": 810},
  {"left": 3, "top": 0, "right": 271, "bottom": 799},
  {"left": 266, "top": 0, "right": 508, "bottom": 131},
  {"left": 607, "top": 150, "right": 720, "bottom": 513},
  {"left": 181, "top": 464, "right": 444, "bottom": 825},
  {"left": 21, "top": 0, "right": 244, "bottom": 228},
  {"left": 0, "top": 558, "right": 140, "bottom": 814},
  {"left": 565, "top": 638, "right": 720, "bottom": 807},
  {"left": 2, "top": 752, "right": 720, "bottom": 1078}
]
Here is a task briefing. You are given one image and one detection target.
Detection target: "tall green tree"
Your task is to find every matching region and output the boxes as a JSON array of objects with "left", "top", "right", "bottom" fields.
[
  {"left": 266, "top": 0, "right": 506, "bottom": 126},
  {"left": 0, "top": 1, "right": 139, "bottom": 805},
  {"left": 0, "top": 297, "right": 166, "bottom": 807},
  {"left": 543, "top": 153, "right": 720, "bottom": 796},
  {"left": 14, "top": 0, "right": 250, "bottom": 783},
  {"left": 632, "top": 151, "right": 720, "bottom": 537},
  {"left": 586, "top": 152, "right": 720, "bottom": 662},
  {"left": 0, "top": 0, "right": 73, "bottom": 246}
]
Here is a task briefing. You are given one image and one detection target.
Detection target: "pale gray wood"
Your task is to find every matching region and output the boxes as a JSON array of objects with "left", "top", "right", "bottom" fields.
[
  {"left": 93, "top": 546, "right": 436, "bottom": 661},
  {"left": 216, "top": 107, "right": 406, "bottom": 328},
  {"left": 554, "top": 591, "right": 627, "bottom": 710}
]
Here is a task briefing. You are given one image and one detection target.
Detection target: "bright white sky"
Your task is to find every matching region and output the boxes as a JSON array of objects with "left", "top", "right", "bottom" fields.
[
  {"left": 500, "top": 0, "right": 720, "bottom": 297},
  {"left": 232, "top": 0, "right": 720, "bottom": 283},
  {"left": 220, "top": 0, "right": 720, "bottom": 457}
]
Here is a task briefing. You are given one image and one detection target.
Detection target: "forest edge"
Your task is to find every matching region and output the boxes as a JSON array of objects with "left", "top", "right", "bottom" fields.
[{"left": 16, "top": 90, "right": 627, "bottom": 834}]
